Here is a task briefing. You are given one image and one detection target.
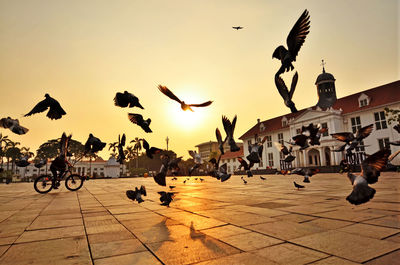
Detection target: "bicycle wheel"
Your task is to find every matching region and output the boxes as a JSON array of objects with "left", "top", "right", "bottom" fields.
[
  {"left": 34, "top": 175, "right": 53, "bottom": 194},
  {"left": 65, "top": 174, "right": 84, "bottom": 191}
]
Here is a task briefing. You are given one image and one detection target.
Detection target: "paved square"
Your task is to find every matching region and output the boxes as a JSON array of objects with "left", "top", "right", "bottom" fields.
[{"left": 0, "top": 172, "right": 399, "bottom": 264}]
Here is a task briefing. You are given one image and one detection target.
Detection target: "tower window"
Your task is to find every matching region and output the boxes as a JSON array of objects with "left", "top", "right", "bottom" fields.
[
  {"left": 321, "top": 122, "right": 328, "bottom": 136},
  {"left": 360, "top": 99, "right": 368, "bottom": 107}
]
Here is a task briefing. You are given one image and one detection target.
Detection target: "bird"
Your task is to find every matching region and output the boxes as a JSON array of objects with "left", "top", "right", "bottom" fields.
[
  {"left": 154, "top": 155, "right": 169, "bottom": 186},
  {"left": 241, "top": 176, "right": 248, "bottom": 184},
  {"left": 84, "top": 134, "right": 106, "bottom": 153},
  {"left": 168, "top": 156, "right": 182, "bottom": 175},
  {"left": 16, "top": 157, "right": 30, "bottom": 167},
  {"left": 194, "top": 178, "right": 198, "bottom": 180},
  {"left": 272, "top": 9, "right": 310, "bottom": 75},
  {"left": 232, "top": 26, "right": 243, "bottom": 30},
  {"left": 169, "top": 185, "right": 176, "bottom": 190},
  {"left": 188, "top": 150, "right": 202, "bottom": 176},
  {"left": 294, "top": 181, "right": 305, "bottom": 190},
  {"left": 126, "top": 185, "right": 147, "bottom": 203},
  {"left": 128, "top": 113, "right": 152, "bottom": 133},
  {"left": 215, "top": 128, "right": 226, "bottom": 155},
  {"left": 237, "top": 157, "right": 254, "bottom": 177},
  {"left": 331, "top": 124, "right": 374, "bottom": 154},
  {"left": 34, "top": 159, "right": 47, "bottom": 169},
  {"left": 142, "top": 139, "right": 162, "bottom": 159},
  {"left": 158, "top": 191, "right": 175, "bottom": 207},
  {"left": 291, "top": 168, "right": 320, "bottom": 183},
  {"left": 275, "top": 142, "right": 295, "bottom": 163},
  {"left": 158, "top": 85, "right": 212, "bottom": 112},
  {"left": 114, "top": 91, "right": 144, "bottom": 109},
  {"left": 208, "top": 156, "right": 231, "bottom": 182},
  {"left": 183, "top": 179, "right": 187, "bottom": 184},
  {"left": 200, "top": 178, "right": 204, "bottom": 182},
  {"left": 274, "top": 72, "right": 298, "bottom": 113},
  {"left": 172, "top": 177, "right": 178, "bottom": 181},
  {"left": 292, "top": 134, "right": 309, "bottom": 150},
  {"left": 0, "top": 117, "right": 29, "bottom": 135},
  {"left": 116, "top": 134, "right": 126, "bottom": 164},
  {"left": 346, "top": 149, "right": 390, "bottom": 205},
  {"left": 302, "top": 123, "right": 328, "bottom": 146},
  {"left": 284, "top": 155, "right": 296, "bottom": 163},
  {"left": 260, "top": 176, "right": 266, "bottom": 180},
  {"left": 222, "top": 115, "right": 240, "bottom": 152},
  {"left": 25, "top": 94, "right": 66, "bottom": 120},
  {"left": 247, "top": 136, "right": 267, "bottom": 164}
]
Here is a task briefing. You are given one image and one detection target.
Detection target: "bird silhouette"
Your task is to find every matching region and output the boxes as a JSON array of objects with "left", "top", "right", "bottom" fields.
[
  {"left": 0, "top": 117, "right": 29, "bottom": 135},
  {"left": 260, "top": 176, "right": 266, "bottom": 180},
  {"left": 114, "top": 91, "right": 144, "bottom": 109},
  {"left": 84, "top": 134, "right": 106, "bottom": 153},
  {"left": 292, "top": 168, "right": 319, "bottom": 183},
  {"left": 274, "top": 72, "right": 298, "bottom": 113},
  {"left": 331, "top": 124, "right": 373, "bottom": 154},
  {"left": 158, "top": 191, "right": 175, "bottom": 207},
  {"left": 241, "top": 176, "right": 248, "bottom": 184},
  {"left": 222, "top": 115, "right": 240, "bottom": 152},
  {"left": 237, "top": 157, "right": 253, "bottom": 177},
  {"left": 215, "top": 128, "right": 226, "bottom": 155},
  {"left": 292, "top": 134, "right": 309, "bottom": 150},
  {"left": 294, "top": 181, "right": 305, "bottom": 189},
  {"left": 158, "top": 85, "right": 212, "bottom": 112},
  {"left": 128, "top": 113, "right": 152, "bottom": 133},
  {"left": 25, "top": 94, "right": 66, "bottom": 120},
  {"left": 232, "top": 26, "right": 243, "bottom": 30},
  {"left": 142, "top": 139, "right": 162, "bottom": 159},
  {"left": 188, "top": 150, "right": 202, "bottom": 176},
  {"left": 116, "top": 134, "right": 126, "bottom": 164},
  {"left": 273, "top": 9, "right": 310, "bottom": 75}
]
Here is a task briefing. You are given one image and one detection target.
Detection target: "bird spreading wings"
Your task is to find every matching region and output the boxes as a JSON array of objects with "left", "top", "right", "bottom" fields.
[
  {"left": 273, "top": 9, "right": 310, "bottom": 75},
  {"left": 215, "top": 128, "right": 226, "bottom": 155},
  {"left": 237, "top": 157, "right": 254, "bottom": 171},
  {"left": 291, "top": 168, "right": 320, "bottom": 183},
  {"left": 292, "top": 134, "right": 309, "bottom": 150},
  {"left": 128, "top": 113, "right": 152, "bottom": 133},
  {"left": 142, "top": 139, "right": 162, "bottom": 159},
  {"left": 0, "top": 117, "right": 29, "bottom": 135},
  {"left": 158, "top": 85, "right": 212, "bottom": 112},
  {"left": 274, "top": 72, "right": 298, "bottom": 113},
  {"left": 84, "top": 134, "right": 106, "bottom": 153},
  {"left": 188, "top": 150, "right": 202, "bottom": 164},
  {"left": 331, "top": 124, "right": 373, "bottom": 154},
  {"left": 114, "top": 91, "right": 144, "bottom": 109},
  {"left": 346, "top": 149, "right": 390, "bottom": 205},
  {"left": 25, "top": 94, "right": 66, "bottom": 120},
  {"left": 232, "top": 26, "right": 243, "bottom": 30},
  {"left": 222, "top": 115, "right": 240, "bottom": 152}
]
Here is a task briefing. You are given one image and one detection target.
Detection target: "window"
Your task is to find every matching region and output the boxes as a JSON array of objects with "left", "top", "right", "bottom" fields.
[
  {"left": 309, "top": 155, "right": 313, "bottom": 165},
  {"left": 247, "top": 140, "right": 252, "bottom": 146},
  {"left": 266, "top": 135, "right": 272, "bottom": 147},
  {"left": 356, "top": 140, "right": 366, "bottom": 152},
  {"left": 278, "top": 133, "right": 284, "bottom": 145},
  {"left": 360, "top": 98, "right": 368, "bottom": 107},
  {"left": 268, "top": 153, "right": 274, "bottom": 167},
  {"left": 378, "top": 138, "right": 390, "bottom": 150},
  {"left": 374, "top": 111, "right": 387, "bottom": 130},
  {"left": 282, "top": 120, "right": 287, "bottom": 127},
  {"left": 321, "top": 122, "right": 328, "bottom": 136},
  {"left": 351, "top": 117, "right": 361, "bottom": 133}
]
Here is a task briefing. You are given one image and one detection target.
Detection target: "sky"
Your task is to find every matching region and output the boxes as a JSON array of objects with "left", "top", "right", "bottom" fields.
[{"left": 0, "top": 0, "right": 399, "bottom": 159}]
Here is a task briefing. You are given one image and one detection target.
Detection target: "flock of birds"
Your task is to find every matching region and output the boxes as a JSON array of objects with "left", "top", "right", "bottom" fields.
[{"left": 1, "top": 9, "right": 399, "bottom": 207}]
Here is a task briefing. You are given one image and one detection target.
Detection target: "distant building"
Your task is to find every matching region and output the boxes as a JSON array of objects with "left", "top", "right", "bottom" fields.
[
  {"left": 195, "top": 141, "right": 243, "bottom": 161},
  {"left": 220, "top": 147, "right": 244, "bottom": 174},
  {"left": 239, "top": 67, "right": 400, "bottom": 170}
]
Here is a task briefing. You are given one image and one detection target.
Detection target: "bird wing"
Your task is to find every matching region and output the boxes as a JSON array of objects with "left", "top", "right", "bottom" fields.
[
  {"left": 274, "top": 142, "right": 284, "bottom": 152},
  {"left": 219, "top": 163, "right": 227, "bottom": 174},
  {"left": 292, "top": 134, "right": 308, "bottom": 145},
  {"left": 188, "top": 150, "right": 196, "bottom": 158},
  {"left": 237, "top": 157, "right": 249, "bottom": 170},
  {"left": 47, "top": 100, "right": 66, "bottom": 119},
  {"left": 231, "top": 115, "right": 237, "bottom": 134},
  {"left": 158, "top": 85, "right": 182, "bottom": 103},
  {"left": 142, "top": 139, "right": 149, "bottom": 151},
  {"left": 128, "top": 113, "right": 144, "bottom": 125},
  {"left": 356, "top": 124, "right": 374, "bottom": 140},
  {"left": 286, "top": 9, "right": 310, "bottom": 61},
  {"left": 0, "top": 118, "right": 9, "bottom": 128},
  {"left": 347, "top": 172, "right": 358, "bottom": 185},
  {"left": 120, "top": 134, "right": 126, "bottom": 147},
  {"left": 361, "top": 149, "right": 390, "bottom": 183},
  {"left": 289, "top": 71, "right": 298, "bottom": 99},
  {"left": 25, "top": 98, "right": 50, "bottom": 116},
  {"left": 222, "top": 116, "right": 232, "bottom": 138},
  {"left": 330, "top": 132, "right": 354, "bottom": 142},
  {"left": 274, "top": 74, "right": 289, "bottom": 100},
  {"left": 258, "top": 145, "right": 264, "bottom": 158},
  {"left": 189, "top": 101, "right": 213, "bottom": 107},
  {"left": 114, "top": 92, "right": 129, "bottom": 107},
  {"left": 215, "top": 128, "right": 225, "bottom": 146}
]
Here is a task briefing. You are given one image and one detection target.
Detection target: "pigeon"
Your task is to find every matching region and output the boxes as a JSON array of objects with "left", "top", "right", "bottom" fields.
[
  {"left": 241, "top": 176, "right": 248, "bottom": 184},
  {"left": 274, "top": 72, "right": 298, "bottom": 113},
  {"left": 294, "top": 181, "right": 305, "bottom": 189},
  {"left": 188, "top": 150, "right": 202, "bottom": 176},
  {"left": 331, "top": 124, "right": 373, "bottom": 154},
  {"left": 237, "top": 157, "right": 253, "bottom": 177},
  {"left": 172, "top": 177, "right": 178, "bottom": 181},
  {"left": 302, "top": 123, "right": 327, "bottom": 146},
  {"left": 291, "top": 168, "right": 320, "bottom": 183},
  {"left": 232, "top": 26, "right": 243, "bottom": 30},
  {"left": 169, "top": 185, "right": 176, "bottom": 190},
  {"left": 222, "top": 115, "right": 240, "bottom": 152},
  {"left": 275, "top": 142, "right": 293, "bottom": 156},
  {"left": 114, "top": 91, "right": 144, "bottom": 109},
  {"left": 84, "top": 134, "right": 106, "bottom": 153},
  {"left": 142, "top": 139, "right": 162, "bottom": 159},
  {"left": 25, "top": 94, "right": 66, "bottom": 120},
  {"left": 346, "top": 149, "right": 390, "bottom": 205},
  {"left": 247, "top": 136, "right": 267, "bottom": 164},
  {"left": 126, "top": 185, "right": 147, "bottom": 203},
  {"left": 209, "top": 156, "right": 231, "bottom": 182},
  {"left": 292, "top": 134, "right": 309, "bottom": 150},
  {"left": 194, "top": 178, "right": 198, "bottom": 180},
  {"left": 260, "top": 176, "right": 266, "bottom": 180},
  {"left": 154, "top": 155, "right": 169, "bottom": 186},
  {"left": 216, "top": 128, "right": 226, "bottom": 155},
  {"left": 34, "top": 159, "right": 47, "bottom": 169},
  {"left": 200, "top": 178, "right": 204, "bottom": 182},
  {"left": 158, "top": 85, "right": 213, "bottom": 112},
  {"left": 0, "top": 117, "right": 29, "bottom": 135},
  {"left": 284, "top": 155, "right": 296, "bottom": 163},
  {"left": 116, "top": 134, "right": 126, "bottom": 164},
  {"left": 128, "top": 113, "right": 152, "bottom": 133},
  {"left": 183, "top": 179, "right": 186, "bottom": 184},
  {"left": 158, "top": 191, "right": 175, "bottom": 207},
  {"left": 273, "top": 9, "right": 310, "bottom": 75},
  {"left": 168, "top": 156, "right": 182, "bottom": 175},
  {"left": 16, "top": 157, "right": 30, "bottom": 167}
]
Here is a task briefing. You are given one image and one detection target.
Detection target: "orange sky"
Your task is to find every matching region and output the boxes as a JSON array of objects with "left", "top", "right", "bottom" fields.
[{"left": 0, "top": 0, "right": 399, "bottom": 159}]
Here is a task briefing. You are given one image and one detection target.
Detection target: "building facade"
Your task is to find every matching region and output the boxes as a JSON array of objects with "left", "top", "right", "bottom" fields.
[
  {"left": 220, "top": 147, "right": 244, "bottom": 174},
  {"left": 239, "top": 69, "right": 400, "bottom": 170},
  {"left": 195, "top": 141, "right": 243, "bottom": 162}
]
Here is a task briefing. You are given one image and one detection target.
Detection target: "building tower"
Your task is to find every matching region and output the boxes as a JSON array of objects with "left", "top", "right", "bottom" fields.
[{"left": 316, "top": 60, "right": 337, "bottom": 108}]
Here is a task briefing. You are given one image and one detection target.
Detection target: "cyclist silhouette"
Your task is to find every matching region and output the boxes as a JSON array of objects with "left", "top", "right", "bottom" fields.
[{"left": 50, "top": 133, "right": 72, "bottom": 189}]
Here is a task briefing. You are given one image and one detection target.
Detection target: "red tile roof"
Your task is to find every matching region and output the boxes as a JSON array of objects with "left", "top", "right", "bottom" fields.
[
  {"left": 239, "top": 80, "right": 400, "bottom": 140},
  {"left": 220, "top": 147, "right": 244, "bottom": 159}
]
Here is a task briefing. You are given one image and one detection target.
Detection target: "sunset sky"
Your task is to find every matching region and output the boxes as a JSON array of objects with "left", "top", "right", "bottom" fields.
[{"left": 0, "top": 0, "right": 399, "bottom": 159}]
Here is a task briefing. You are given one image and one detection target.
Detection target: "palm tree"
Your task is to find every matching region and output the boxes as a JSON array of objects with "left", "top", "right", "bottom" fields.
[
  {"left": 125, "top": 146, "right": 136, "bottom": 172},
  {"left": 130, "top": 137, "right": 143, "bottom": 168},
  {"left": 0, "top": 133, "right": 11, "bottom": 170},
  {"left": 5, "top": 140, "right": 20, "bottom": 173},
  {"left": 108, "top": 142, "right": 119, "bottom": 158},
  {"left": 20, "top": 147, "right": 34, "bottom": 159}
]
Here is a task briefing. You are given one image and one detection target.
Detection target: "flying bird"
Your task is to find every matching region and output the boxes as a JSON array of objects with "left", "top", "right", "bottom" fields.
[
  {"left": 208, "top": 156, "right": 231, "bottom": 182},
  {"left": 346, "top": 149, "right": 390, "bottom": 205},
  {"left": 247, "top": 136, "right": 267, "bottom": 164},
  {"left": 158, "top": 85, "right": 213, "bottom": 112},
  {"left": 142, "top": 139, "right": 162, "bottom": 159},
  {"left": 273, "top": 9, "right": 310, "bottom": 75},
  {"left": 128, "top": 113, "right": 152, "bottom": 133},
  {"left": 302, "top": 123, "right": 327, "bottom": 146},
  {"left": 216, "top": 128, "right": 226, "bottom": 155},
  {"left": 25, "top": 94, "right": 66, "bottom": 120},
  {"left": 237, "top": 157, "right": 253, "bottom": 177},
  {"left": 158, "top": 191, "right": 175, "bottom": 207},
  {"left": 241, "top": 176, "right": 248, "bottom": 184},
  {"left": 274, "top": 72, "right": 298, "bottom": 113},
  {"left": 222, "top": 115, "right": 240, "bottom": 152},
  {"left": 117, "top": 134, "right": 126, "bottom": 164},
  {"left": 126, "top": 185, "right": 147, "bottom": 203},
  {"left": 331, "top": 124, "right": 373, "bottom": 154},
  {"left": 154, "top": 155, "right": 169, "bottom": 186},
  {"left": 292, "top": 134, "right": 309, "bottom": 150},
  {"left": 84, "top": 134, "right": 106, "bottom": 153},
  {"left": 0, "top": 117, "right": 29, "bottom": 135},
  {"left": 169, "top": 185, "right": 176, "bottom": 190},
  {"left": 294, "top": 181, "right": 305, "bottom": 190},
  {"left": 114, "top": 91, "right": 144, "bottom": 109},
  {"left": 291, "top": 168, "right": 320, "bottom": 183},
  {"left": 232, "top": 26, "right": 243, "bottom": 30},
  {"left": 188, "top": 150, "right": 202, "bottom": 176}
]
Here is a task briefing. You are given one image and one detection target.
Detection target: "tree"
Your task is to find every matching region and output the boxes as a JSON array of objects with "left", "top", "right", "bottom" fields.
[
  {"left": 0, "top": 133, "right": 11, "bottom": 169},
  {"left": 130, "top": 137, "right": 143, "bottom": 168},
  {"left": 20, "top": 147, "right": 34, "bottom": 159},
  {"left": 108, "top": 142, "right": 119, "bottom": 158},
  {"left": 5, "top": 141, "right": 20, "bottom": 173},
  {"left": 384, "top": 107, "right": 400, "bottom": 125}
]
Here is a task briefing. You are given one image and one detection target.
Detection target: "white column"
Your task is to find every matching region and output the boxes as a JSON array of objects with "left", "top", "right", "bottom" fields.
[
  {"left": 319, "top": 147, "right": 325, "bottom": 166},
  {"left": 303, "top": 150, "right": 307, "bottom": 167}
]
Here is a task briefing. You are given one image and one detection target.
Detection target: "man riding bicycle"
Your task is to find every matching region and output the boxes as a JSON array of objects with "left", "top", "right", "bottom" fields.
[{"left": 50, "top": 133, "right": 72, "bottom": 189}]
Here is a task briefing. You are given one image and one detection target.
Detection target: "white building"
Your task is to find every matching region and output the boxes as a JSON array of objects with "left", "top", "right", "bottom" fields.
[
  {"left": 239, "top": 68, "right": 400, "bottom": 170},
  {"left": 220, "top": 147, "right": 244, "bottom": 174}
]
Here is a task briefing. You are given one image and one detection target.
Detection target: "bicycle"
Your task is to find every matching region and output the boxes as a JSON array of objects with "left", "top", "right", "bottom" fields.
[{"left": 34, "top": 164, "right": 85, "bottom": 194}]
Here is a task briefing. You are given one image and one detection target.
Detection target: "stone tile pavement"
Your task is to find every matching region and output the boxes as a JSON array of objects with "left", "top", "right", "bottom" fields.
[{"left": 0, "top": 172, "right": 399, "bottom": 264}]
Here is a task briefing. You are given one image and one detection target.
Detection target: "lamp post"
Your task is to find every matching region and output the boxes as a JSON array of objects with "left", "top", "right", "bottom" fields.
[{"left": 166, "top": 136, "right": 169, "bottom": 151}]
